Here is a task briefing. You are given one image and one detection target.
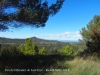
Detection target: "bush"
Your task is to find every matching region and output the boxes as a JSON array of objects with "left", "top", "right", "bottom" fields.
[
  {"left": 38, "top": 47, "right": 46, "bottom": 55},
  {"left": 80, "top": 15, "right": 100, "bottom": 55},
  {"left": 18, "top": 38, "right": 38, "bottom": 55},
  {"left": 1, "top": 45, "right": 22, "bottom": 57},
  {"left": 59, "top": 45, "right": 74, "bottom": 56}
]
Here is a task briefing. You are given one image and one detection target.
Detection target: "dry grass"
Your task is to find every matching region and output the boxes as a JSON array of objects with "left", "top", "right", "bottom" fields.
[{"left": 46, "top": 56, "right": 100, "bottom": 75}]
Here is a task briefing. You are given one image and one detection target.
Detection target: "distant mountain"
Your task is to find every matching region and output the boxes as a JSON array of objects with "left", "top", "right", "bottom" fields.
[
  {"left": 30, "top": 37, "right": 60, "bottom": 44},
  {"left": 0, "top": 37, "right": 77, "bottom": 53},
  {"left": 0, "top": 37, "right": 25, "bottom": 44},
  {"left": 0, "top": 37, "right": 62, "bottom": 44},
  {"left": 0, "top": 36, "right": 78, "bottom": 45}
]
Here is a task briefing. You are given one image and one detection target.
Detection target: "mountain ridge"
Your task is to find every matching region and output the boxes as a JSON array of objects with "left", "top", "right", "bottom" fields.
[
  {"left": 0, "top": 37, "right": 61, "bottom": 44},
  {"left": 0, "top": 36, "right": 78, "bottom": 44}
]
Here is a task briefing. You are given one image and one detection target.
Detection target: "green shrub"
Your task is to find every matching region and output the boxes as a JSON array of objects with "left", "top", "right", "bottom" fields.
[
  {"left": 59, "top": 45, "right": 74, "bottom": 56},
  {"left": 18, "top": 38, "right": 38, "bottom": 55},
  {"left": 38, "top": 47, "right": 46, "bottom": 55},
  {"left": 1, "top": 45, "right": 22, "bottom": 56},
  {"left": 80, "top": 15, "right": 100, "bottom": 55}
]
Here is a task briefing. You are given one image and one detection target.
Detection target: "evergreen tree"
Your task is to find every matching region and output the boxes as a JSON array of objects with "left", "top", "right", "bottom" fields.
[
  {"left": 19, "top": 38, "right": 38, "bottom": 55},
  {"left": 59, "top": 45, "right": 73, "bottom": 56},
  {"left": 80, "top": 15, "right": 100, "bottom": 54},
  {"left": 0, "top": 0, "right": 65, "bottom": 31},
  {"left": 38, "top": 47, "right": 46, "bottom": 55}
]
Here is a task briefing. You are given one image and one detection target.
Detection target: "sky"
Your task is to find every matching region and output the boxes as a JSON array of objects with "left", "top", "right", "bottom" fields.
[{"left": 0, "top": 0, "right": 100, "bottom": 41}]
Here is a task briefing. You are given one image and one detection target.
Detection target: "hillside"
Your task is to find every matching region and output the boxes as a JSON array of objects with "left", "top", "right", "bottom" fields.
[
  {"left": 0, "top": 37, "right": 69, "bottom": 54},
  {"left": 0, "top": 37, "right": 63, "bottom": 44},
  {"left": 0, "top": 37, "right": 25, "bottom": 44}
]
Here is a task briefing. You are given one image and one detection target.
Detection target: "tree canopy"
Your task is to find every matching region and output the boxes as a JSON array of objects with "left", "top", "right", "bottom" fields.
[
  {"left": 0, "top": 0, "right": 65, "bottom": 31},
  {"left": 59, "top": 45, "right": 73, "bottom": 56},
  {"left": 80, "top": 15, "right": 100, "bottom": 54},
  {"left": 19, "top": 38, "right": 38, "bottom": 55}
]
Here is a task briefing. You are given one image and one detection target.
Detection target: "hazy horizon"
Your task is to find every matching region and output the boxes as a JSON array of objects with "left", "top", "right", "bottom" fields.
[{"left": 0, "top": 36, "right": 79, "bottom": 42}]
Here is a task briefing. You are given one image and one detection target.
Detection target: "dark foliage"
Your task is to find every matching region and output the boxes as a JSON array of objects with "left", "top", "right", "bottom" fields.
[
  {"left": 0, "top": 54, "right": 71, "bottom": 75},
  {"left": 85, "top": 27, "right": 100, "bottom": 54},
  {"left": 0, "top": 0, "right": 65, "bottom": 31},
  {"left": 0, "top": 42, "right": 73, "bottom": 75},
  {"left": 79, "top": 15, "right": 100, "bottom": 56}
]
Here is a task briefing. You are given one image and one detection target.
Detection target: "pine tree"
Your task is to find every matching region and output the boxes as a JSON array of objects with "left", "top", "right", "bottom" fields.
[
  {"left": 19, "top": 38, "right": 38, "bottom": 55},
  {"left": 59, "top": 45, "right": 73, "bottom": 56},
  {"left": 38, "top": 47, "right": 46, "bottom": 55},
  {"left": 80, "top": 15, "right": 100, "bottom": 54},
  {"left": 0, "top": 0, "right": 65, "bottom": 31}
]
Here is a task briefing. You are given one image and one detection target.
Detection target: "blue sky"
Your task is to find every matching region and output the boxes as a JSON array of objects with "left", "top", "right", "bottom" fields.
[{"left": 0, "top": 0, "right": 100, "bottom": 41}]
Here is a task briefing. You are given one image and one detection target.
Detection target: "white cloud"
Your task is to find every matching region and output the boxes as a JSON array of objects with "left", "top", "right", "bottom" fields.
[
  {"left": 0, "top": 31, "right": 82, "bottom": 40},
  {"left": 39, "top": 31, "right": 82, "bottom": 40}
]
